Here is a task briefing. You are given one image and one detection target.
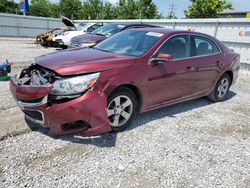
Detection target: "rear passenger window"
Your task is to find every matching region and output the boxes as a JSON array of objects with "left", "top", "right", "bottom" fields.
[{"left": 194, "top": 36, "right": 220, "bottom": 56}]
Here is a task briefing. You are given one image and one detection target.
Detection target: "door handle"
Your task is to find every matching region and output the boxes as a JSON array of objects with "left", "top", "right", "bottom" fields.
[{"left": 186, "top": 66, "right": 196, "bottom": 71}]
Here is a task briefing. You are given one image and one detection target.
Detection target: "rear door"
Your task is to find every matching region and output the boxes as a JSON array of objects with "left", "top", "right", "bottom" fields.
[{"left": 186, "top": 35, "right": 224, "bottom": 96}]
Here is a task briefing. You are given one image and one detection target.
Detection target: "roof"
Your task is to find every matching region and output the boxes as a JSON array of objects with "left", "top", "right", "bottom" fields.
[
  {"left": 126, "top": 27, "right": 218, "bottom": 39},
  {"left": 105, "top": 23, "right": 162, "bottom": 29},
  {"left": 123, "top": 23, "right": 162, "bottom": 28},
  {"left": 127, "top": 27, "right": 179, "bottom": 34}
]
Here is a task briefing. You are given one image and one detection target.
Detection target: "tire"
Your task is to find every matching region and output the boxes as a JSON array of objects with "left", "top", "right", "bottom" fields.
[
  {"left": 107, "top": 87, "right": 138, "bottom": 132},
  {"left": 208, "top": 73, "right": 231, "bottom": 102}
]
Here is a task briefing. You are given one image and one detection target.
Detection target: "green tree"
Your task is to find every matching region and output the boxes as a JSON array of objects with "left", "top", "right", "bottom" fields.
[
  {"left": 49, "top": 3, "right": 60, "bottom": 18},
  {"left": 29, "top": 0, "right": 52, "bottom": 17},
  {"left": 116, "top": 0, "right": 137, "bottom": 19},
  {"left": 59, "top": 0, "right": 82, "bottom": 19},
  {"left": 115, "top": 0, "right": 161, "bottom": 19},
  {"left": 101, "top": 2, "right": 117, "bottom": 19},
  {"left": 156, "top": 12, "right": 164, "bottom": 19},
  {"left": 0, "top": 0, "right": 18, "bottom": 14},
  {"left": 79, "top": 0, "right": 103, "bottom": 19},
  {"left": 184, "top": 0, "right": 233, "bottom": 18},
  {"left": 137, "top": 0, "right": 159, "bottom": 19}
]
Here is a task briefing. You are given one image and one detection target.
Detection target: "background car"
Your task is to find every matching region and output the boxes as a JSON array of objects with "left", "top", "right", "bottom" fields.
[
  {"left": 10, "top": 28, "right": 240, "bottom": 136},
  {"left": 69, "top": 23, "right": 161, "bottom": 48},
  {"left": 53, "top": 22, "right": 104, "bottom": 49},
  {"left": 36, "top": 16, "right": 79, "bottom": 47}
]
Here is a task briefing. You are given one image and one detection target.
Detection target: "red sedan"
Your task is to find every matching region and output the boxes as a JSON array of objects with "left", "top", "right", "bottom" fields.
[{"left": 10, "top": 28, "right": 240, "bottom": 136}]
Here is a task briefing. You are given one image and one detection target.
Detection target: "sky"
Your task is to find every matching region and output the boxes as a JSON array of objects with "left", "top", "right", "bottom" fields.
[
  {"left": 153, "top": 0, "right": 250, "bottom": 18},
  {"left": 16, "top": 0, "right": 250, "bottom": 18}
]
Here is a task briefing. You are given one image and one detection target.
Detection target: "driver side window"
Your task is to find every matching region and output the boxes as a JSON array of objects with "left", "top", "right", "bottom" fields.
[
  {"left": 155, "top": 35, "right": 190, "bottom": 60},
  {"left": 88, "top": 25, "right": 97, "bottom": 33}
]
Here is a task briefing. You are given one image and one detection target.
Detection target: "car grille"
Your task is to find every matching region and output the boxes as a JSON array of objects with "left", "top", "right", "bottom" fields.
[
  {"left": 22, "top": 110, "right": 43, "bottom": 122},
  {"left": 19, "top": 98, "right": 44, "bottom": 104},
  {"left": 55, "top": 39, "right": 62, "bottom": 42},
  {"left": 55, "top": 39, "right": 64, "bottom": 45}
]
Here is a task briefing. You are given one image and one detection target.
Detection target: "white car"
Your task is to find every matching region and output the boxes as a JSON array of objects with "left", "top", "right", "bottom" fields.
[{"left": 53, "top": 21, "right": 104, "bottom": 48}]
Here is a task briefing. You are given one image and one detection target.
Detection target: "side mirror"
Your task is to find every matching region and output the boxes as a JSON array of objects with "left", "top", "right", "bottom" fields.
[{"left": 150, "top": 53, "right": 173, "bottom": 64}]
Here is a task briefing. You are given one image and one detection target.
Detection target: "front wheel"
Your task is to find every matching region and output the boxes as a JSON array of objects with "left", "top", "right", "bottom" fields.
[
  {"left": 208, "top": 73, "right": 231, "bottom": 102},
  {"left": 106, "top": 87, "right": 138, "bottom": 132}
]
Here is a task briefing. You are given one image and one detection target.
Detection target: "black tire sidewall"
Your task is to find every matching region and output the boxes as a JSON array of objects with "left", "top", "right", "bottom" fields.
[
  {"left": 213, "top": 74, "right": 231, "bottom": 102},
  {"left": 107, "top": 87, "right": 138, "bottom": 132}
]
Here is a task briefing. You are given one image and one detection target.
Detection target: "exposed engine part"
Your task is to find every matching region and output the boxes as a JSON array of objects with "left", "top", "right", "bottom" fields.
[
  {"left": 36, "top": 27, "right": 74, "bottom": 47},
  {"left": 17, "top": 65, "right": 59, "bottom": 86}
]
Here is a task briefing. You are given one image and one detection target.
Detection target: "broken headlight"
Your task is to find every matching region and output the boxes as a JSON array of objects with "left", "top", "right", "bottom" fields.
[{"left": 49, "top": 73, "right": 100, "bottom": 98}]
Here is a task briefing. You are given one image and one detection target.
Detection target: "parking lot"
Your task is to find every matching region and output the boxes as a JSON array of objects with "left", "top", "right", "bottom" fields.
[{"left": 0, "top": 38, "right": 250, "bottom": 187}]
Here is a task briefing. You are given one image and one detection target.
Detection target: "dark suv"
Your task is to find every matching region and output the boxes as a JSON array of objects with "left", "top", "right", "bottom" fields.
[{"left": 69, "top": 23, "right": 161, "bottom": 48}]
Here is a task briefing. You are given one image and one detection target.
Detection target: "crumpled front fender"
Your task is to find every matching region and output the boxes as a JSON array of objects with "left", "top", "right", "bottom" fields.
[
  {"left": 10, "top": 75, "right": 112, "bottom": 136},
  {"left": 82, "top": 90, "right": 112, "bottom": 136}
]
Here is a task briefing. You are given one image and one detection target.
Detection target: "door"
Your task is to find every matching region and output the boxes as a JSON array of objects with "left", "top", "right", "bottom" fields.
[
  {"left": 186, "top": 35, "right": 224, "bottom": 96},
  {"left": 146, "top": 34, "right": 194, "bottom": 108}
]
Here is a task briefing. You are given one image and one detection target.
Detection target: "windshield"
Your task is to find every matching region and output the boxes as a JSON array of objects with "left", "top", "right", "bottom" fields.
[
  {"left": 91, "top": 24, "right": 125, "bottom": 37},
  {"left": 76, "top": 23, "right": 89, "bottom": 31},
  {"left": 94, "top": 30, "right": 163, "bottom": 57}
]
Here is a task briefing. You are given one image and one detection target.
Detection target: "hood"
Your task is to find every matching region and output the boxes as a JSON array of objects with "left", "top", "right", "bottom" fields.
[
  {"left": 53, "top": 30, "right": 85, "bottom": 42},
  {"left": 65, "top": 30, "right": 85, "bottom": 36},
  {"left": 72, "top": 34, "right": 106, "bottom": 44},
  {"left": 61, "top": 16, "right": 76, "bottom": 29},
  {"left": 35, "top": 48, "right": 136, "bottom": 76}
]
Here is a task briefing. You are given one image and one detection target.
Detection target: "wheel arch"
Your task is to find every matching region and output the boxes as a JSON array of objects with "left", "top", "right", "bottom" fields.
[
  {"left": 224, "top": 70, "right": 233, "bottom": 85},
  {"left": 108, "top": 84, "right": 142, "bottom": 113}
]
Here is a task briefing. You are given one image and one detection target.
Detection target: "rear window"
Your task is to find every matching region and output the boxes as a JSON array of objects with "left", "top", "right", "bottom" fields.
[
  {"left": 91, "top": 24, "right": 125, "bottom": 37},
  {"left": 193, "top": 36, "right": 220, "bottom": 56}
]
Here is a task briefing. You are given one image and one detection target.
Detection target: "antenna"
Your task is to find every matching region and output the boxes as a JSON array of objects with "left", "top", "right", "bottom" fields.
[{"left": 167, "top": 3, "right": 176, "bottom": 19}]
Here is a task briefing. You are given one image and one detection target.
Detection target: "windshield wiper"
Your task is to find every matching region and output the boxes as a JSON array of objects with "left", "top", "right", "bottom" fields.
[
  {"left": 93, "top": 47, "right": 111, "bottom": 53},
  {"left": 94, "top": 33, "right": 106, "bottom": 36}
]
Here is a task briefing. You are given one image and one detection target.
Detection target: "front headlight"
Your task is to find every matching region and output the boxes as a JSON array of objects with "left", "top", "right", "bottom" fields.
[
  {"left": 49, "top": 73, "right": 100, "bottom": 96},
  {"left": 63, "top": 31, "right": 70, "bottom": 36}
]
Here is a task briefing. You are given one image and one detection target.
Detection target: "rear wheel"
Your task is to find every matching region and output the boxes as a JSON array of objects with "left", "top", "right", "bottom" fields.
[
  {"left": 107, "top": 87, "right": 138, "bottom": 132},
  {"left": 208, "top": 73, "right": 231, "bottom": 102}
]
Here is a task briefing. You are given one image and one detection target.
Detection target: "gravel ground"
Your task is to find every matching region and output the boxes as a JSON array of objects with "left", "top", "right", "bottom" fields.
[{"left": 0, "top": 38, "right": 250, "bottom": 188}]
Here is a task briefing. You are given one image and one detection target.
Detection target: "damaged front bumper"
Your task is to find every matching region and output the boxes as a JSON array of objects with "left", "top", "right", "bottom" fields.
[{"left": 10, "top": 75, "right": 111, "bottom": 137}]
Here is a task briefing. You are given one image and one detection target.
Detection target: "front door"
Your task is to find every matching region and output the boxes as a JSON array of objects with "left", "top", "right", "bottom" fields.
[{"left": 145, "top": 34, "right": 195, "bottom": 109}]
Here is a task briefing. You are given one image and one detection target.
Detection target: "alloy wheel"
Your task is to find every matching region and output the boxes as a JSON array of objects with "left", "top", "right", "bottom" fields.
[
  {"left": 217, "top": 78, "right": 229, "bottom": 98},
  {"left": 107, "top": 95, "right": 133, "bottom": 127}
]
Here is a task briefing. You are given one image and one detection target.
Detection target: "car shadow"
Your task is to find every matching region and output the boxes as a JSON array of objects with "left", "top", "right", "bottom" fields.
[{"left": 25, "top": 91, "right": 236, "bottom": 147}]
